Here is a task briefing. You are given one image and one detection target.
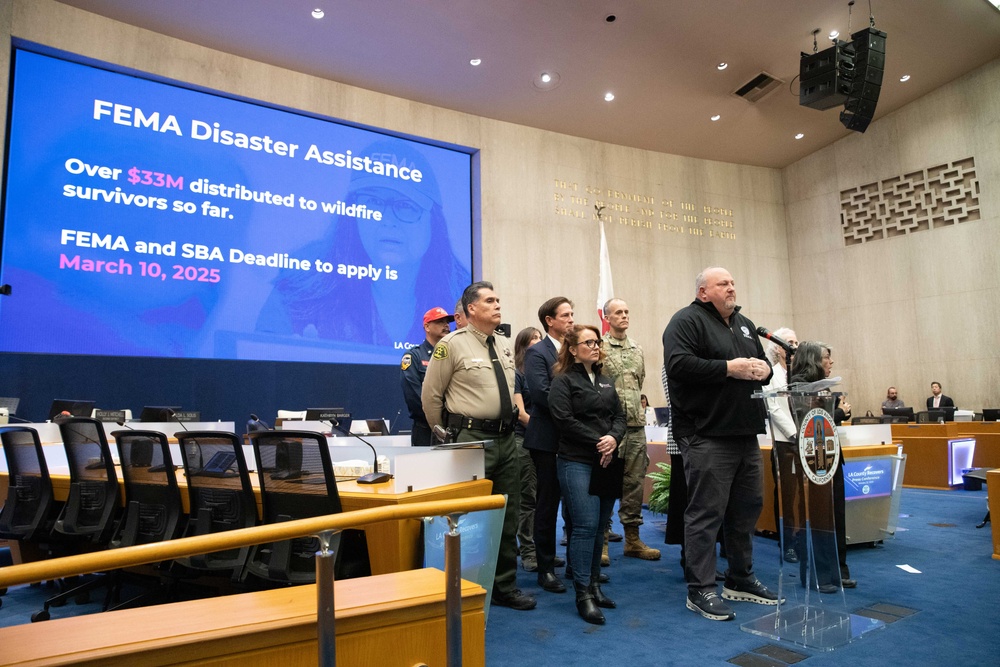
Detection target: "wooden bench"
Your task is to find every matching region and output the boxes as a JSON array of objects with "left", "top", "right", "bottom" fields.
[{"left": 0, "top": 568, "right": 485, "bottom": 666}]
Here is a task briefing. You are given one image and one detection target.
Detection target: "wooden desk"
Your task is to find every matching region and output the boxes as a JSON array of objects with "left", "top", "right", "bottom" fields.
[
  {"left": 954, "top": 422, "right": 1000, "bottom": 469},
  {"left": 0, "top": 473, "right": 492, "bottom": 575},
  {"left": 0, "top": 567, "right": 486, "bottom": 666},
  {"left": 890, "top": 423, "right": 976, "bottom": 490},
  {"left": 758, "top": 443, "right": 898, "bottom": 537},
  {"left": 989, "top": 470, "right": 1000, "bottom": 561}
]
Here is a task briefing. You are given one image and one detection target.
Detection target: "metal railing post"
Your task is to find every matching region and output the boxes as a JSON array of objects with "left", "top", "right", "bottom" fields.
[
  {"left": 444, "top": 512, "right": 465, "bottom": 667},
  {"left": 315, "top": 529, "right": 340, "bottom": 667}
]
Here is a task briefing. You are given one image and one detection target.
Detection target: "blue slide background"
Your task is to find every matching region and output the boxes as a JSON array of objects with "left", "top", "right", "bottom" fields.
[{"left": 0, "top": 50, "right": 473, "bottom": 365}]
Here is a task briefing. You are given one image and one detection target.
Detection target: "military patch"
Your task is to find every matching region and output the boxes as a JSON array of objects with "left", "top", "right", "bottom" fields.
[
  {"left": 400, "top": 354, "right": 412, "bottom": 370},
  {"left": 432, "top": 343, "right": 449, "bottom": 360}
]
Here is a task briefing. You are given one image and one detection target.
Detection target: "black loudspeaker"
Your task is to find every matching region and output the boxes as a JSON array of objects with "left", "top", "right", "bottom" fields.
[{"left": 839, "top": 28, "right": 887, "bottom": 133}]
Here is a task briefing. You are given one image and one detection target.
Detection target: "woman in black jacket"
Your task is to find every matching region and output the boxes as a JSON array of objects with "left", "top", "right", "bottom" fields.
[
  {"left": 549, "top": 324, "right": 626, "bottom": 625},
  {"left": 789, "top": 341, "right": 855, "bottom": 591}
]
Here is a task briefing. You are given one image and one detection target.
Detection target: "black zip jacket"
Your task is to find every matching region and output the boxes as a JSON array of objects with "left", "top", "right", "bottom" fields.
[
  {"left": 549, "top": 363, "right": 627, "bottom": 464},
  {"left": 662, "top": 299, "right": 772, "bottom": 438}
]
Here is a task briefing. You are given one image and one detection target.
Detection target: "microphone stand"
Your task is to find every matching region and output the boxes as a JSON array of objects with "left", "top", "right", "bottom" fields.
[{"left": 327, "top": 420, "right": 392, "bottom": 484}]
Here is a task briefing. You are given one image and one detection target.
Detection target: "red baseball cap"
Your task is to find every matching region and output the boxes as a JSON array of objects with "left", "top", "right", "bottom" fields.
[{"left": 423, "top": 306, "right": 455, "bottom": 325}]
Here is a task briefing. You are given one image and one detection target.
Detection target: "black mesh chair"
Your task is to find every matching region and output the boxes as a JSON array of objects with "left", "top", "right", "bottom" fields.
[
  {"left": 0, "top": 427, "right": 57, "bottom": 543},
  {"left": 175, "top": 431, "right": 257, "bottom": 581},
  {"left": 31, "top": 418, "right": 122, "bottom": 621},
  {"left": 0, "top": 426, "right": 64, "bottom": 612},
  {"left": 108, "top": 429, "right": 186, "bottom": 609},
  {"left": 111, "top": 429, "right": 184, "bottom": 549},
  {"left": 247, "top": 430, "right": 370, "bottom": 585}
]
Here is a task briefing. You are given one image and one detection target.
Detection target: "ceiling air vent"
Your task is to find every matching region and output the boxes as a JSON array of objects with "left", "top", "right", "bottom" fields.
[{"left": 732, "top": 71, "right": 782, "bottom": 103}]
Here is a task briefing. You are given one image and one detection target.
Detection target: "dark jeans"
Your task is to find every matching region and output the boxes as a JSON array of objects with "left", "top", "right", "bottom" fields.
[
  {"left": 557, "top": 458, "right": 615, "bottom": 590},
  {"left": 677, "top": 434, "right": 763, "bottom": 592},
  {"left": 530, "top": 448, "right": 566, "bottom": 573},
  {"left": 515, "top": 434, "right": 536, "bottom": 559},
  {"left": 459, "top": 428, "right": 520, "bottom": 595},
  {"left": 772, "top": 440, "right": 799, "bottom": 553}
]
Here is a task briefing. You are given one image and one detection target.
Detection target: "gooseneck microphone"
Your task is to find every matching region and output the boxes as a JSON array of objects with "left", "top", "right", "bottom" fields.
[
  {"left": 115, "top": 420, "right": 134, "bottom": 430},
  {"left": 167, "top": 408, "right": 190, "bottom": 432},
  {"left": 326, "top": 418, "right": 392, "bottom": 485},
  {"left": 756, "top": 326, "right": 795, "bottom": 355},
  {"left": 247, "top": 413, "right": 271, "bottom": 434}
]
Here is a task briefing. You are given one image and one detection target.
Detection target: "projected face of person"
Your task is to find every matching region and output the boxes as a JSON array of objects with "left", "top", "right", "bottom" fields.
[{"left": 355, "top": 186, "right": 432, "bottom": 268}]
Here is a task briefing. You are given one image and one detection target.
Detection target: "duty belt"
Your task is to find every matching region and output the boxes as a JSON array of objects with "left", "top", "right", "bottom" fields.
[{"left": 446, "top": 412, "right": 515, "bottom": 435}]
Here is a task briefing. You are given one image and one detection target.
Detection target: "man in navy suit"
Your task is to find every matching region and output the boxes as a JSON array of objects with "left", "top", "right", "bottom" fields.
[
  {"left": 926, "top": 381, "right": 955, "bottom": 410},
  {"left": 523, "top": 296, "right": 574, "bottom": 594}
]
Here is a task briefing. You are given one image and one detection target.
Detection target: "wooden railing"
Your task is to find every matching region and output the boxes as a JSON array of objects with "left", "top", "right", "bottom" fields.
[
  {"left": 0, "top": 495, "right": 504, "bottom": 588},
  {"left": 0, "top": 494, "right": 506, "bottom": 667}
]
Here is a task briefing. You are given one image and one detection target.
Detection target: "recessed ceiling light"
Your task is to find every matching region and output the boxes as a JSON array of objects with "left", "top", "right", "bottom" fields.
[
  {"left": 470, "top": 58, "right": 482, "bottom": 66},
  {"left": 717, "top": 62, "right": 728, "bottom": 71},
  {"left": 533, "top": 71, "right": 561, "bottom": 90},
  {"left": 710, "top": 114, "right": 721, "bottom": 121},
  {"left": 604, "top": 92, "right": 615, "bottom": 102},
  {"left": 794, "top": 133, "right": 805, "bottom": 140},
  {"left": 829, "top": 30, "right": 840, "bottom": 40},
  {"left": 900, "top": 74, "right": 911, "bottom": 82},
  {"left": 311, "top": 8, "right": 324, "bottom": 19}
]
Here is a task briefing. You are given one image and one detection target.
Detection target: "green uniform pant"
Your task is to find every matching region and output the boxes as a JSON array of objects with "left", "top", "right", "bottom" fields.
[
  {"left": 458, "top": 428, "right": 521, "bottom": 595},
  {"left": 618, "top": 426, "right": 650, "bottom": 527}
]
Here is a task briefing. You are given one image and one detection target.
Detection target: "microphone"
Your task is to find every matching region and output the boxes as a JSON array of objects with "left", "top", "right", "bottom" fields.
[
  {"left": 326, "top": 418, "right": 392, "bottom": 485},
  {"left": 756, "top": 327, "right": 795, "bottom": 355},
  {"left": 115, "top": 420, "right": 134, "bottom": 430},
  {"left": 5, "top": 414, "right": 35, "bottom": 423},
  {"left": 388, "top": 408, "right": 402, "bottom": 435},
  {"left": 167, "top": 408, "right": 190, "bottom": 432},
  {"left": 247, "top": 413, "right": 271, "bottom": 434}
]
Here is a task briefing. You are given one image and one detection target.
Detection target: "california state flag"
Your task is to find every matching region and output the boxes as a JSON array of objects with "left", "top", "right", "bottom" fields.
[{"left": 596, "top": 213, "right": 614, "bottom": 335}]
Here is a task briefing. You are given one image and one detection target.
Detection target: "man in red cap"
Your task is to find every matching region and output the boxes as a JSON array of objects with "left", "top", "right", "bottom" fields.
[{"left": 400, "top": 306, "right": 454, "bottom": 445}]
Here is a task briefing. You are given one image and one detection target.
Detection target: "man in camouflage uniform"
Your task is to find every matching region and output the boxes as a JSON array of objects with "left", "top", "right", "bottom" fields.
[{"left": 601, "top": 298, "right": 661, "bottom": 560}]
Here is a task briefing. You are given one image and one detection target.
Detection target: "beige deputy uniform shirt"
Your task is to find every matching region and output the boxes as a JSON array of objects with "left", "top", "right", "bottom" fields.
[{"left": 421, "top": 324, "right": 516, "bottom": 431}]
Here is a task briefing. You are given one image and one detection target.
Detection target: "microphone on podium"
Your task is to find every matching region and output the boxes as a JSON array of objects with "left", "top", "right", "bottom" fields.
[
  {"left": 326, "top": 418, "right": 392, "bottom": 485},
  {"left": 167, "top": 408, "right": 189, "bottom": 432},
  {"left": 246, "top": 413, "right": 271, "bottom": 434},
  {"left": 756, "top": 326, "right": 795, "bottom": 356}
]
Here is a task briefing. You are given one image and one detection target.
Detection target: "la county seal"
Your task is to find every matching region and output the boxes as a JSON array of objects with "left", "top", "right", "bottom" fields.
[{"left": 797, "top": 407, "right": 840, "bottom": 485}]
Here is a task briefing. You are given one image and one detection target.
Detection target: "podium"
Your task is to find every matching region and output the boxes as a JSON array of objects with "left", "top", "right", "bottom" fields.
[{"left": 746, "top": 381, "right": 886, "bottom": 650}]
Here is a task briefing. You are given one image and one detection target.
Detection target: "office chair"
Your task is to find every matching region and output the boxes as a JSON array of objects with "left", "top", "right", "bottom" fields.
[
  {"left": 108, "top": 429, "right": 186, "bottom": 609},
  {"left": 0, "top": 426, "right": 69, "bottom": 614},
  {"left": 247, "top": 430, "right": 370, "bottom": 585},
  {"left": 175, "top": 431, "right": 258, "bottom": 581},
  {"left": 31, "top": 418, "right": 122, "bottom": 621}
]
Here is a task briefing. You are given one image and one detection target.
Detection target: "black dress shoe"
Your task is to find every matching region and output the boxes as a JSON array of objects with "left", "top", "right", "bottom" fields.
[
  {"left": 783, "top": 548, "right": 799, "bottom": 563},
  {"left": 841, "top": 578, "right": 857, "bottom": 589},
  {"left": 492, "top": 588, "right": 537, "bottom": 610},
  {"left": 607, "top": 530, "right": 623, "bottom": 542},
  {"left": 818, "top": 584, "right": 839, "bottom": 594},
  {"left": 538, "top": 571, "right": 567, "bottom": 593},
  {"left": 554, "top": 555, "right": 566, "bottom": 567}
]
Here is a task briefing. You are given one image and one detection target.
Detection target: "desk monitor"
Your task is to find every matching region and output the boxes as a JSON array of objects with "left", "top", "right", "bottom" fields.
[
  {"left": 917, "top": 410, "right": 946, "bottom": 424},
  {"left": 139, "top": 406, "right": 182, "bottom": 422},
  {"left": 0, "top": 397, "right": 20, "bottom": 414},
  {"left": 982, "top": 409, "right": 1000, "bottom": 422},
  {"left": 652, "top": 407, "right": 670, "bottom": 426},
  {"left": 48, "top": 399, "right": 96, "bottom": 421},
  {"left": 202, "top": 451, "right": 238, "bottom": 475},
  {"left": 881, "top": 406, "right": 914, "bottom": 422},
  {"left": 366, "top": 419, "right": 390, "bottom": 436}
]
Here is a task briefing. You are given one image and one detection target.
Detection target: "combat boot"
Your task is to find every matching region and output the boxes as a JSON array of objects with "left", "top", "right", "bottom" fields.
[{"left": 624, "top": 525, "right": 661, "bottom": 560}]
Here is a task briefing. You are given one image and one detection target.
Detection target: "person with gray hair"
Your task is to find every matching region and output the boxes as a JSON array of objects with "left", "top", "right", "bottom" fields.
[
  {"left": 663, "top": 267, "right": 779, "bottom": 621},
  {"left": 760, "top": 326, "right": 799, "bottom": 564}
]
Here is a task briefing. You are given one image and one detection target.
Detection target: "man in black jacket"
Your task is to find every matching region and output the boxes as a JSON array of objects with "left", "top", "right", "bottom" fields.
[{"left": 663, "top": 267, "right": 780, "bottom": 621}]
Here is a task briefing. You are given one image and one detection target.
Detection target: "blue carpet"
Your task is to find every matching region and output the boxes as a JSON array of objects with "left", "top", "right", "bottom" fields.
[
  {"left": 1, "top": 488, "right": 997, "bottom": 666},
  {"left": 484, "top": 488, "right": 999, "bottom": 666}
]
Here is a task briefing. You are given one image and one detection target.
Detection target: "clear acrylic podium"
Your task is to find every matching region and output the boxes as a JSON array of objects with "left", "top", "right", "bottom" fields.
[{"left": 746, "top": 381, "right": 885, "bottom": 650}]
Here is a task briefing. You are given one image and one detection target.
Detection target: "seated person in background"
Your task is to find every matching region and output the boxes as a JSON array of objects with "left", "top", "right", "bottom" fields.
[
  {"left": 641, "top": 394, "right": 656, "bottom": 426},
  {"left": 881, "top": 386, "right": 905, "bottom": 413},
  {"left": 926, "top": 382, "right": 954, "bottom": 410},
  {"left": 834, "top": 394, "right": 852, "bottom": 425}
]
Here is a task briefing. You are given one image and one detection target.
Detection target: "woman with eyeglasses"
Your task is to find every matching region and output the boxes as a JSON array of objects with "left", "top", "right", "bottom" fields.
[
  {"left": 548, "top": 324, "right": 625, "bottom": 625},
  {"left": 788, "top": 341, "right": 856, "bottom": 592},
  {"left": 256, "top": 140, "right": 469, "bottom": 348}
]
